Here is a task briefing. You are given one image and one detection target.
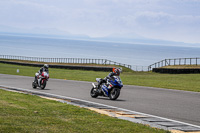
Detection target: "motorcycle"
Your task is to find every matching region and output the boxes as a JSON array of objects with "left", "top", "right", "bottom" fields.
[
  {"left": 90, "top": 76, "right": 123, "bottom": 100},
  {"left": 32, "top": 71, "right": 49, "bottom": 89}
]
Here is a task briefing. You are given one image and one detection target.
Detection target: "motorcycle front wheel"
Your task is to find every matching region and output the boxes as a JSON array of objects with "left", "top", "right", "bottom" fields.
[
  {"left": 40, "top": 80, "right": 46, "bottom": 89},
  {"left": 109, "top": 88, "right": 120, "bottom": 100},
  {"left": 32, "top": 81, "right": 37, "bottom": 89},
  {"left": 90, "top": 87, "right": 98, "bottom": 98}
]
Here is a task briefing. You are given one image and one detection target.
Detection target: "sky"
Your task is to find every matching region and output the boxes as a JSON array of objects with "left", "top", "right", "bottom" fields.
[{"left": 0, "top": 0, "right": 200, "bottom": 43}]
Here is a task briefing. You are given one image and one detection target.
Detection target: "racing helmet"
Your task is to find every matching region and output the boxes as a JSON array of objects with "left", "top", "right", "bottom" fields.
[
  {"left": 44, "top": 64, "right": 49, "bottom": 69},
  {"left": 113, "top": 68, "right": 121, "bottom": 76}
]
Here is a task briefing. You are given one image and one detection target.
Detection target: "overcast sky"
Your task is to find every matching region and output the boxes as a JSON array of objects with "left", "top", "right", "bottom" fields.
[{"left": 0, "top": 0, "right": 200, "bottom": 43}]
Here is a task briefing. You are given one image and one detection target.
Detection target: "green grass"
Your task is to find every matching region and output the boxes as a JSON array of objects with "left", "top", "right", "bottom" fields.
[
  {"left": 122, "top": 72, "right": 200, "bottom": 92},
  {"left": 0, "top": 63, "right": 200, "bottom": 92},
  {"left": 0, "top": 89, "right": 169, "bottom": 133}
]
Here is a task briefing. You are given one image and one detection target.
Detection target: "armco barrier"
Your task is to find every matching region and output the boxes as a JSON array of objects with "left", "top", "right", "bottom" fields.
[
  {"left": 153, "top": 68, "right": 200, "bottom": 74},
  {"left": 0, "top": 61, "right": 113, "bottom": 72}
]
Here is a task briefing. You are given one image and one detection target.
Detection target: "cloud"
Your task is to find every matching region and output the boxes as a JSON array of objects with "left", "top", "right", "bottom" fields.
[
  {"left": 132, "top": 11, "right": 200, "bottom": 26},
  {"left": 0, "top": 0, "right": 63, "bottom": 27},
  {"left": 0, "top": 0, "right": 200, "bottom": 43}
]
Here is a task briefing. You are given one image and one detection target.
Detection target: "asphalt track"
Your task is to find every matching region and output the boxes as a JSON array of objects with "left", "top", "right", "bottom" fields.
[{"left": 0, "top": 74, "right": 200, "bottom": 126}]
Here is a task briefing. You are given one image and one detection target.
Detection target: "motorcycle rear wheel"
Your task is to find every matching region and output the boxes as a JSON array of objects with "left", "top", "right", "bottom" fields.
[
  {"left": 90, "top": 87, "right": 98, "bottom": 98},
  {"left": 109, "top": 88, "right": 120, "bottom": 100}
]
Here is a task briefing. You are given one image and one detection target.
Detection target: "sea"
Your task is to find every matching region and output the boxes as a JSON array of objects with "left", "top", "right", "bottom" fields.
[{"left": 0, "top": 34, "right": 200, "bottom": 71}]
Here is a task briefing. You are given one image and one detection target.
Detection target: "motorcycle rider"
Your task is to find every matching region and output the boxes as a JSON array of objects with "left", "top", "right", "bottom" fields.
[
  {"left": 35, "top": 64, "right": 49, "bottom": 86},
  {"left": 97, "top": 68, "right": 121, "bottom": 92}
]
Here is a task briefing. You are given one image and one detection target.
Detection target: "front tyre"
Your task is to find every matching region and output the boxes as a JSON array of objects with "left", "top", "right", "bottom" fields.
[
  {"left": 109, "top": 88, "right": 120, "bottom": 100},
  {"left": 32, "top": 81, "right": 37, "bottom": 89},
  {"left": 90, "top": 87, "right": 98, "bottom": 98},
  {"left": 40, "top": 80, "right": 46, "bottom": 89}
]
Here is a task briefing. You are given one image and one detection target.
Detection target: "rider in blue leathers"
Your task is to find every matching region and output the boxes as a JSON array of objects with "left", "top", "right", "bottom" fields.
[{"left": 97, "top": 68, "right": 121, "bottom": 91}]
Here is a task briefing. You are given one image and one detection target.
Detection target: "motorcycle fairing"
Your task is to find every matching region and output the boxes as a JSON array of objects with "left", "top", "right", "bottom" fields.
[{"left": 102, "top": 84, "right": 109, "bottom": 96}]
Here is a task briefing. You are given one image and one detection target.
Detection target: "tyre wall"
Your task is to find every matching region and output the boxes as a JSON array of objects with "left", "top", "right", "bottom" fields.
[{"left": 153, "top": 68, "right": 200, "bottom": 74}]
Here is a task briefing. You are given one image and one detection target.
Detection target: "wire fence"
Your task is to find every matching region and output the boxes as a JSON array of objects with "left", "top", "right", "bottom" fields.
[
  {"left": 148, "top": 57, "right": 200, "bottom": 71},
  {"left": 0, "top": 55, "right": 135, "bottom": 69},
  {"left": 131, "top": 65, "right": 149, "bottom": 71}
]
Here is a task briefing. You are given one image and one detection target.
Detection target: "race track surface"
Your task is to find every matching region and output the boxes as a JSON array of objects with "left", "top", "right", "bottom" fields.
[{"left": 0, "top": 74, "right": 200, "bottom": 126}]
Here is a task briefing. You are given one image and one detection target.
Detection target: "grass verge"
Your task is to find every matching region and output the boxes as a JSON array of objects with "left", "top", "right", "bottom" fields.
[
  {"left": 0, "top": 89, "right": 169, "bottom": 133},
  {"left": 0, "top": 63, "right": 200, "bottom": 92}
]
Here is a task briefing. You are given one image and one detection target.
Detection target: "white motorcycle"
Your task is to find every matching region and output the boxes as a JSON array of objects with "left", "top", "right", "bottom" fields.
[{"left": 32, "top": 71, "right": 49, "bottom": 89}]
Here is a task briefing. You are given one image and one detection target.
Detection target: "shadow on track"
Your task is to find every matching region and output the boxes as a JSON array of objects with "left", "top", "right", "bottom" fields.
[
  {"left": 32, "top": 88, "right": 51, "bottom": 90},
  {"left": 95, "top": 97, "right": 126, "bottom": 102}
]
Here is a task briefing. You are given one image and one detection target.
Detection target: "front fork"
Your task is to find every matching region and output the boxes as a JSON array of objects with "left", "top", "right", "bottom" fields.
[
  {"left": 38, "top": 78, "right": 42, "bottom": 86},
  {"left": 92, "top": 83, "right": 101, "bottom": 94},
  {"left": 92, "top": 83, "right": 96, "bottom": 88}
]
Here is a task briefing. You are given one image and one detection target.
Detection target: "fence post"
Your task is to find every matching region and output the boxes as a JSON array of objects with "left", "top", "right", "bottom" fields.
[
  {"left": 104, "top": 59, "right": 107, "bottom": 65},
  {"left": 184, "top": 58, "right": 186, "bottom": 65},
  {"left": 196, "top": 58, "right": 198, "bottom": 65}
]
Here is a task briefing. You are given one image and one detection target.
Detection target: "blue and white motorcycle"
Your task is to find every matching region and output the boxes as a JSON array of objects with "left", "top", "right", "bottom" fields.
[{"left": 90, "top": 76, "right": 123, "bottom": 100}]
